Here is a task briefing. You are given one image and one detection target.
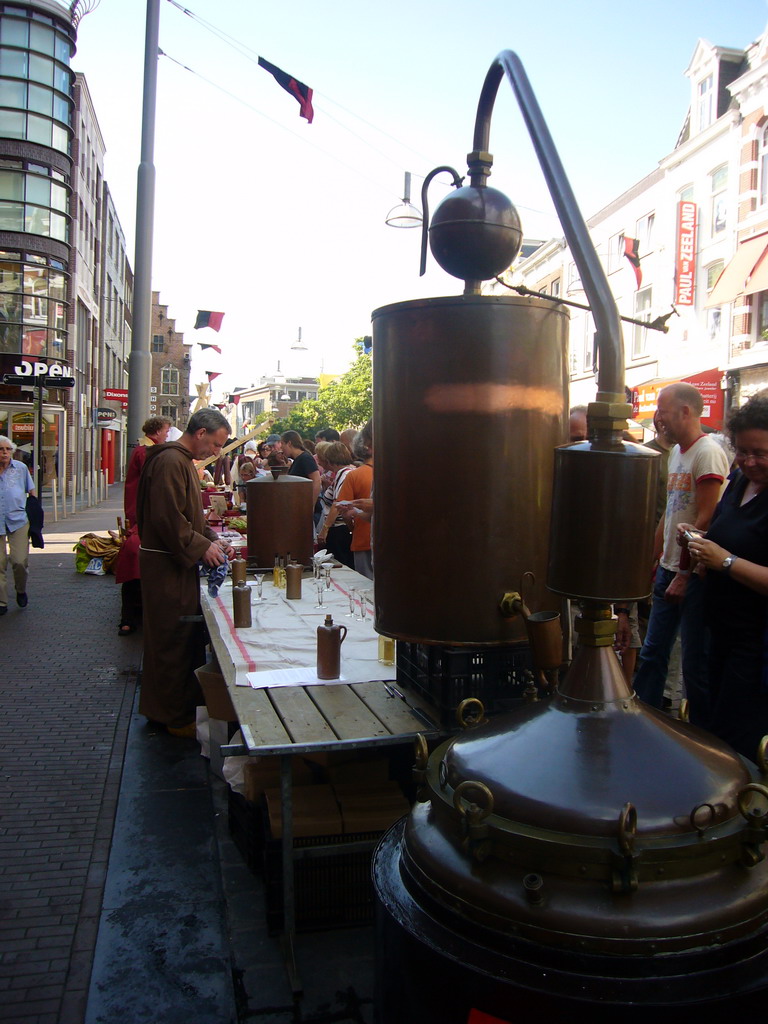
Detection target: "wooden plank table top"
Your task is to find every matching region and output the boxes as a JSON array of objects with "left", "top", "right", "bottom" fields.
[{"left": 200, "top": 567, "right": 441, "bottom": 755}]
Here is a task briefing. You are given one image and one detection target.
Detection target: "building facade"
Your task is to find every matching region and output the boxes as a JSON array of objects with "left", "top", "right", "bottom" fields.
[
  {"left": 503, "top": 22, "right": 768, "bottom": 427},
  {"left": 0, "top": 0, "right": 138, "bottom": 492},
  {"left": 230, "top": 374, "right": 320, "bottom": 435},
  {"left": 69, "top": 69, "right": 103, "bottom": 486},
  {"left": 149, "top": 291, "right": 191, "bottom": 427},
  {"left": 98, "top": 182, "right": 130, "bottom": 481},
  {"left": 0, "top": 0, "right": 76, "bottom": 487}
]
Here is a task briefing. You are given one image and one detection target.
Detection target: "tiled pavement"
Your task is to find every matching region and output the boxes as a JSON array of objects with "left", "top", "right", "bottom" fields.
[
  {"left": 0, "top": 486, "right": 375, "bottom": 1024},
  {"left": 0, "top": 488, "right": 141, "bottom": 1023}
]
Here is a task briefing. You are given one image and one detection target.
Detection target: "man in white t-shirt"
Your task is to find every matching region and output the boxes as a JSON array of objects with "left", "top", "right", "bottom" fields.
[{"left": 633, "top": 383, "right": 730, "bottom": 725}]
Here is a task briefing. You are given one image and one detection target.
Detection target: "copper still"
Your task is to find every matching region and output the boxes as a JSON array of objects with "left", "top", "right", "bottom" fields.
[
  {"left": 375, "top": 674, "right": 768, "bottom": 1021},
  {"left": 245, "top": 475, "right": 313, "bottom": 568},
  {"left": 372, "top": 293, "right": 568, "bottom": 645},
  {"left": 372, "top": 49, "right": 768, "bottom": 1022}
]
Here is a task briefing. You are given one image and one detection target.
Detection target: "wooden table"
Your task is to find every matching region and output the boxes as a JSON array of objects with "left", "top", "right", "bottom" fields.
[{"left": 199, "top": 566, "right": 440, "bottom": 992}]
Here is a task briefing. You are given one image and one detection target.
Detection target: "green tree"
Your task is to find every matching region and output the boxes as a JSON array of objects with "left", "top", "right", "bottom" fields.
[
  {"left": 270, "top": 402, "right": 322, "bottom": 437},
  {"left": 271, "top": 339, "right": 372, "bottom": 436}
]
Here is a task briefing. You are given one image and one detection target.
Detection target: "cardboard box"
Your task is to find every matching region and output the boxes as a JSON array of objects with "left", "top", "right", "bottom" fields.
[
  {"left": 243, "top": 757, "right": 315, "bottom": 803},
  {"left": 195, "top": 661, "right": 236, "bottom": 721},
  {"left": 263, "top": 784, "right": 343, "bottom": 838},
  {"left": 324, "top": 758, "right": 391, "bottom": 786},
  {"left": 334, "top": 782, "right": 410, "bottom": 833}
]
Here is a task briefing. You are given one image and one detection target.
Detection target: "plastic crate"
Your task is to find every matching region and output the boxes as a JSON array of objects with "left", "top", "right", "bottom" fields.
[
  {"left": 263, "top": 830, "right": 383, "bottom": 934},
  {"left": 396, "top": 641, "right": 534, "bottom": 728}
]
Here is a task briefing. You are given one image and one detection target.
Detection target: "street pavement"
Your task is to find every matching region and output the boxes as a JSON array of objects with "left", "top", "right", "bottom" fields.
[
  {"left": 0, "top": 488, "right": 141, "bottom": 1023},
  {"left": 0, "top": 485, "right": 375, "bottom": 1024}
]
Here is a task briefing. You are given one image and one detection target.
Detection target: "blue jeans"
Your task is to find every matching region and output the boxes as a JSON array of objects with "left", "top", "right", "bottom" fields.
[{"left": 633, "top": 567, "right": 710, "bottom": 726}]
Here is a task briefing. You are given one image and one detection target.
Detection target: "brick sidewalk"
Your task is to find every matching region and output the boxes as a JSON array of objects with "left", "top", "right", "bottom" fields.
[{"left": 0, "top": 488, "right": 141, "bottom": 1024}]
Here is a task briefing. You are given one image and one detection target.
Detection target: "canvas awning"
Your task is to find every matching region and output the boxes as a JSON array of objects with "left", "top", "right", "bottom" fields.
[{"left": 706, "top": 234, "right": 768, "bottom": 307}]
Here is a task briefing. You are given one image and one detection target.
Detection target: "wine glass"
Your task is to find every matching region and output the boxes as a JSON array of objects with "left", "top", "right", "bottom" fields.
[
  {"left": 323, "top": 564, "right": 332, "bottom": 590},
  {"left": 345, "top": 587, "right": 357, "bottom": 618},
  {"left": 314, "top": 579, "right": 325, "bottom": 610},
  {"left": 253, "top": 573, "right": 265, "bottom": 602},
  {"left": 359, "top": 589, "right": 372, "bottom": 623}
]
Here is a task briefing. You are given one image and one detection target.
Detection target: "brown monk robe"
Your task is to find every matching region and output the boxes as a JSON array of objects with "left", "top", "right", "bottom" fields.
[{"left": 136, "top": 438, "right": 223, "bottom": 728}]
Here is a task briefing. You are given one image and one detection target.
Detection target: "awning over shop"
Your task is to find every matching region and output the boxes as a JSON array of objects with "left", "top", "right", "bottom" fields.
[
  {"left": 706, "top": 234, "right": 768, "bottom": 307},
  {"left": 631, "top": 367, "right": 725, "bottom": 429}
]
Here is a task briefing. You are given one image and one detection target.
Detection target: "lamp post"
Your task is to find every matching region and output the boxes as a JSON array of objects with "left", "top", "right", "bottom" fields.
[{"left": 127, "top": 0, "right": 160, "bottom": 451}]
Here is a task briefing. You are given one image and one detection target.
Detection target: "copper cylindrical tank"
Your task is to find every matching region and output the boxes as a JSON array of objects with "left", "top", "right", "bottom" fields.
[
  {"left": 245, "top": 476, "right": 313, "bottom": 568},
  {"left": 548, "top": 440, "right": 659, "bottom": 601},
  {"left": 372, "top": 294, "right": 568, "bottom": 645}
]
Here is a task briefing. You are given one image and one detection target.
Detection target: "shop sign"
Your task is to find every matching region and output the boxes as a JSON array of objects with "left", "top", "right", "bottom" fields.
[
  {"left": 674, "top": 201, "right": 697, "bottom": 306},
  {"left": 3, "top": 373, "right": 74, "bottom": 387},
  {"left": 104, "top": 387, "right": 129, "bottom": 409},
  {"left": 12, "top": 411, "right": 35, "bottom": 437},
  {"left": 0, "top": 354, "right": 73, "bottom": 377},
  {"left": 632, "top": 367, "right": 725, "bottom": 427},
  {"left": 96, "top": 407, "right": 117, "bottom": 425}
]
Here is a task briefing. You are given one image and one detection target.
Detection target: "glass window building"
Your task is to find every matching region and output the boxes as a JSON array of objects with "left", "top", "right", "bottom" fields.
[{"left": 0, "top": 0, "right": 75, "bottom": 361}]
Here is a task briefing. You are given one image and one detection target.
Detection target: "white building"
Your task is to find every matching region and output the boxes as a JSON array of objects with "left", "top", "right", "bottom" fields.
[{"left": 503, "top": 22, "right": 768, "bottom": 427}]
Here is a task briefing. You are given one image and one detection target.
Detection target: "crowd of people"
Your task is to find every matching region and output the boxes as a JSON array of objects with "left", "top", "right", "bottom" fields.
[
  {"left": 118, "top": 410, "right": 374, "bottom": 736},
  {"left": 5, "top": 378, "right": 768, "bottom": 768},
  {"left": 574, "top": 383, "right": 768, "bottom": 764}
]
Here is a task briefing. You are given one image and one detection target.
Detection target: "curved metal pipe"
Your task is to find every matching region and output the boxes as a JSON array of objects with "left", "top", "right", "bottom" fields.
[
  {"left": 419, "top": 166, "right": 464, "bottom": 277},
  {"left": 473, "top": 52, "right": 624, "bottom": 400}
]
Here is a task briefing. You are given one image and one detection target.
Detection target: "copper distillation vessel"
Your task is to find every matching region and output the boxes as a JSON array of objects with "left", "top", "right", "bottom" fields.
[{"left": 372, "top": 51, "right": 768, "bottom": 1023}]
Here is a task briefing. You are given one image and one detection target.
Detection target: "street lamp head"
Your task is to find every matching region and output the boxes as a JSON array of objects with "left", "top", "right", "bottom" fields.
[{"left": 385, "top": 171, "right": 423, "bottom": 229}]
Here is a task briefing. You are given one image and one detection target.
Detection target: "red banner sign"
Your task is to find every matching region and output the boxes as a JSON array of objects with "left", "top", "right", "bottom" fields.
[
  {"left": 104, "top": 387, "right": 128, "bottom": 409},
  {"left": 675, "top": 201, "right": 697, "bottom": 306},
  {"left": 632, "top": 367, "right": 724, "bottom": 428}
]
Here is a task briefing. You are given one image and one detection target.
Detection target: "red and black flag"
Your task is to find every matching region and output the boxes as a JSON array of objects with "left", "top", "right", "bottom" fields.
[
  {"left": 206, "top": 371, "right": 221, "bottom": 383},
  {"left": 258, "top": 57, "right": 314, "bottom": 123},
  {"left": 229, "top": 394, "right": 241, "bottom": 406},
  {"left": 198, "top": 342, "right": 222, "bottom": 355},
  {"left": 624, "top": 236, "right": 642, "bottom": 289},
  {"left": 194, "top": 310, "right": 225, "bottom": 332}
]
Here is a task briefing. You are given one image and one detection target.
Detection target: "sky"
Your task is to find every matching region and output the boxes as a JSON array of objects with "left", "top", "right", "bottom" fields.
[{"left": 70, "top": 0, "right": 768, "bottom": 399}]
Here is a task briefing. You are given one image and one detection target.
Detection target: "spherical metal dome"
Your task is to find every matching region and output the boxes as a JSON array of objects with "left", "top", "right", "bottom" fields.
[{"left": 429, "top": 185, "right": 522, "bottom": 281}]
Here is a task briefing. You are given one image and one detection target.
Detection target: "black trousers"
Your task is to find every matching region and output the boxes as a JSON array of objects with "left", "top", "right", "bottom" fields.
[
  {"left": 326, "top": 525, "right": 354, "bottom": 569},
  {"left": 708, "top": 629, "right": 768, "bottom": 763},
  {"left": 120, "top": 578, "right": 143, "bottom": 628}
]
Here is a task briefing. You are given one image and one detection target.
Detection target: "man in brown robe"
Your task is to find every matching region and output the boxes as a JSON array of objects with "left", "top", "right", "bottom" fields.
[{"left": 136, "top": 408, "right": 234, "bottom": 734}]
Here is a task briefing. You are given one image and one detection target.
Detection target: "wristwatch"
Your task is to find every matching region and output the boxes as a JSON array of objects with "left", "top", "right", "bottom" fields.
[{"left": 722, "top": 554, "right": 739, "bottom": 573}]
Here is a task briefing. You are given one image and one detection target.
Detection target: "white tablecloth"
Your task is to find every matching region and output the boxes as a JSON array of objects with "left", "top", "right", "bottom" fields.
[{"left": 205, "top": 567, "right": 395, "bottom": 688}]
